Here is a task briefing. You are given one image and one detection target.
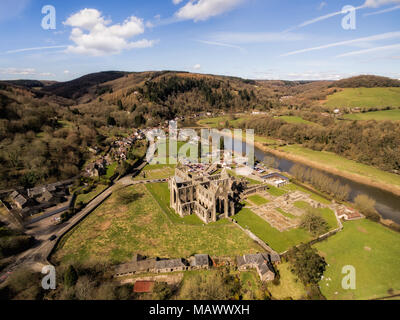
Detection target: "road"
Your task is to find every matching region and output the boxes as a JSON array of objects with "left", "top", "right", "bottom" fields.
[{"left": 0, "top": 169, "right": 167, "bottom": 284}]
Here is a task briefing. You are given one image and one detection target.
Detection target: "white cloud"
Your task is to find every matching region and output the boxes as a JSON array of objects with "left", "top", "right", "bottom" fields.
[
  {"left": 364, "top": 0, "right": 400, "bottom": 8},
  {"left": 0, "top": 68, "right": 54, "bottom": 77},
  {"left": 175, "top": 0, "right": 245, "bottom": 22},
  {"left": 64, "top": 8, "right": 156, "bottom": 56},
  {"left": 173, "top": 0, "right": 184, "bottom": 4},
  {"left": 337, "top": 43, "right": 400, "bottom": 57},
  {"left": 318, "top": 2, "right": 328, "bottom": 10},
  {"left": 0, "top": 68, "right": 36, "bottom": 75},
  {"left": 252, "top": 70, "right": 351, "bottom": 81},
  {"left": 210, "top": 31, "right": 304, "bottom": 44},
  {"left": 281, "top": 31, "right": 400, "bottom": 56},
  {"left": 193, "top": 64, "right": 201, "bottom": 70},
  {"left": 364, "top": 4, "right": 400, "bottom": 15},
  {"left": 64, "top": 70, "right": 70, "bottom": 74},
  {"left": 197, "top": 40, "right": 244, "bottom": 51},
  {"left": 5, "top": 45, "right": 68, "bottom": 54}
]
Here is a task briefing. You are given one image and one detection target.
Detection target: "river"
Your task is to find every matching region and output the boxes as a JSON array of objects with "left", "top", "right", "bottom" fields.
[{"left": 238, "top": 140, "right": 400, "bottom": 224}]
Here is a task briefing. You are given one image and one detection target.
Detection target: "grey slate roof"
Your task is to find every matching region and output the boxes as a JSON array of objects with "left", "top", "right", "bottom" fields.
[
  {"left": 257, "top": 262, "right": 273, "bottom": 276},
  {"left": 155, "top": 258, "right": 187, "bottom": 270},
  {"left": 114, "top": 258, "right": 157, "bottom": 275},
  {"left": 193, "top": 254, "right": 210, "bottom": 267},
  {"left": 10, "top": 191, "right": 19, "bottom": 199},
  {"left": 14, "top": 194, "right": 27, "bottom": 207}
]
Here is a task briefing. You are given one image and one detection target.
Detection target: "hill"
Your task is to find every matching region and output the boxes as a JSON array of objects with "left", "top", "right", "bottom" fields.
[
  {"left": 332, "top": 75, "right": 400, "bottom": 88},
  {"left": 42, "top": 71, "right": 129, "bottom": 100},
  {"left": 324, "top": 87, "right": 400, "bottom": 109}
]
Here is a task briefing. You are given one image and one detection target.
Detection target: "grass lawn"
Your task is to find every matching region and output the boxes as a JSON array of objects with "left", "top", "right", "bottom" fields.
[
  {"left": 105, "top": 162, "right": 118, "bottom": 179},
  {"left": 267, "top": 262, "right": 307, "bottom": 300},
  {"left": 247, "top": 194, "right": 270, "bottom": 206},
  {"left": 278, "top": 116, "right": 319, "bottom": 126},
  {"left": 177, "top": 268, "right": 265, "bottom": 300},
  {"left": 343, "top": 109, "right": 400, "bottom": 121},
  {"left": 233, "top": 205, "right": 338, "bottom": 253},
  {"left": 198, "top": 116, "right": 251, "bottom": 129},
  {"left": 280, "top": 145, "right": 400, "bottom": 189},
  {"left": 324, "top": 87, "right": 400, "bottom": 109},
  {"left": 314, "top": 219, "right": 400, "bottom": 300},
  {"left": 254, "top": 135, "right": 280, "bottom": 145},
  {"left": 276, "top": 208, "right": 297, "bottom": 220},
  {"left": 239, "top": 270, "right": 265, "bottom": 300},
  {"left": 282, "top": 183, "right": 332, "bottom": 205},
  {"left": 76, "top": 184, "right": 108, "bottom": 205},
  {"left": 134, "top": 164, "right": 176, "bottom": 180},
  {"left": 55, "top": 184, "right": 262, "bottom": 265},
  {"left": 233, "top": 208, "right": 311, "bottom": 253},
  {"left": 266, "top": 185, "right": 287, "bottom": 197}
]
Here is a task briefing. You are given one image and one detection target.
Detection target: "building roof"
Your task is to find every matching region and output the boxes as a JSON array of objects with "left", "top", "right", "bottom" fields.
[
  {"left": 10, "top": 191, "right": 19, "bottom": 199},
  {"left": 192, "top": 254, "right": 210, "bottom": 267},
  {"left": 37, "top": 190, "right": 53, "bottom": 203},
  {"left": 14, "top": 194, "right": 27, "bottom": 207},
  {"left": 114, "top": 258, "right": 157, "bottom": 275},
  {"left": 155, "top": 258, "right": 187, "bottom": 270},
  {"left": 257, "top": 262, "right": 274, "bottom": 276},
  {"left": 270, "top": 253, "right": 281, "bottom": 263},
  {"left": 133, "top": 281, "right": 155, "bottom": 293},
  {"left": 237, "top": 253, "right": 271, "bottom": 267},
  {"left": 236, "top": 256, "right": 246, "bottom": 268}
]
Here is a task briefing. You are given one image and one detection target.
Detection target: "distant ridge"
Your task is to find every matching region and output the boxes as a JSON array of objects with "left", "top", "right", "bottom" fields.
[
  {"left": 332, "top": 75, "right": 400, "bottom": 88},
  {"left": 42, "top": 71, "right": 129, "bottom": 100}
]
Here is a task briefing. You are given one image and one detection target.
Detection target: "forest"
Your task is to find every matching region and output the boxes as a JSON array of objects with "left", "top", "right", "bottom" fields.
[
  {"left": 1, "top": 72, "right": 399, "bottom": 189},
  {"left": 239, "top": 116, "right": 400, "bottom": 174}
]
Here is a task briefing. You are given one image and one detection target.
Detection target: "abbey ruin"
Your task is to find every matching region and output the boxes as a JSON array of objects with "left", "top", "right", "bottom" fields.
[{"left": 169, "top": 164, "right": 239, "bottom": 224}]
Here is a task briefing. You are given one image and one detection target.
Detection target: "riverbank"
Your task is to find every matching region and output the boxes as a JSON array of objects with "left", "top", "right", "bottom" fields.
[
  {"left": 209, "top": 123, "right": 400, "bottom": 197},
  {"left": 255, "top": 142, "right": 400, "bottom": 198}
]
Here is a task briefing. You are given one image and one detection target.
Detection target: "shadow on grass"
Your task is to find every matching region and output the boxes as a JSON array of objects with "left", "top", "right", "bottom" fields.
[{"left": 117, "top": 191, "right": 145, "bottom": 205}]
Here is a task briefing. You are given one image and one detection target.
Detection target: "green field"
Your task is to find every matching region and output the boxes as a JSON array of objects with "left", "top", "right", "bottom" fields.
[
  {"left": 314, "top": 219, "right": 400, "bottom": 300},
  {"left": 278, "top": 116, "right": 319, "bottom": 126},
  {"left": 198, "top": 116, "right": 251, "bottom": 128},
  {"left": 247, "top": 194, "right": 270, "bottom": 206},
  {"left": 280, "top": 145, "right": 400, "bottom": 190},
  {"left": 54, "top": 184, "right": 262, "bottom": 265},
  {"left": 233, "top": 207, "right": 337, "bottom": 253},
  {"left": 105, "top": 162, "right": 118, "bottom": 179},
  {"left": 343, "top": 109, "right": 400, "bottom": 121},
  {"left": 134, "top": 164, "right": 176, "bottom": 180},
  {"left": 267, "top": 262, "right": 307, "bottom": 300},
  {"left": 76, "top": 184, "right": 108, "bottom": 205},
  {"left": 325, "top": 87, "right": 400, "bottom": 109}
]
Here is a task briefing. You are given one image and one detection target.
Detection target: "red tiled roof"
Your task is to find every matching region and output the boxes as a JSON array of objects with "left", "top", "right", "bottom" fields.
[{"left": 133, "top": 281, "right": 155, "bottom": 293}]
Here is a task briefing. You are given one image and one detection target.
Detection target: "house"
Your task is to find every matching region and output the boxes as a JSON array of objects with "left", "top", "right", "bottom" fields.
[
  {"left": 114, "top": 257, "right": 158, "bottom": 277},
  {"left": 190, "top": 254, "right": 211, "bottom": 270},
  {"left": 336, "top": 205, "right": 363, "bottom": 220},
  {"left": 133, "top": 281, "right": 155, "bottom": 293},
  {"left": 155, "top": 259, "right": 188, "bottom": 273},
  {"left": 36, "top": 190, "right": 54, "bottom": 204},
  {"left": 13, "top": 194, "right": 28, "bottom": 209},
  {"left": 262, "top": 173, "right": 289, "bottom": 188},
  {"left": 9, "top": 191, "right": 28, "bottom": 209},
  {"left": 236, "top": 253, "right": 276, "bottom": 282}
]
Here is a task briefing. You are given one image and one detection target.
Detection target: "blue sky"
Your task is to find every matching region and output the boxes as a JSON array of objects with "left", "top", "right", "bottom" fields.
[{"left": 0, "top": 0, "right": 399, "bottom": 81}]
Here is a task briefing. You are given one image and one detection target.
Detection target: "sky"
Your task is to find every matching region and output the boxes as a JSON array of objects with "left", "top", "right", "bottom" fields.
[{"left": 0, "top": 0, "right": 399, "bottom": 81}]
